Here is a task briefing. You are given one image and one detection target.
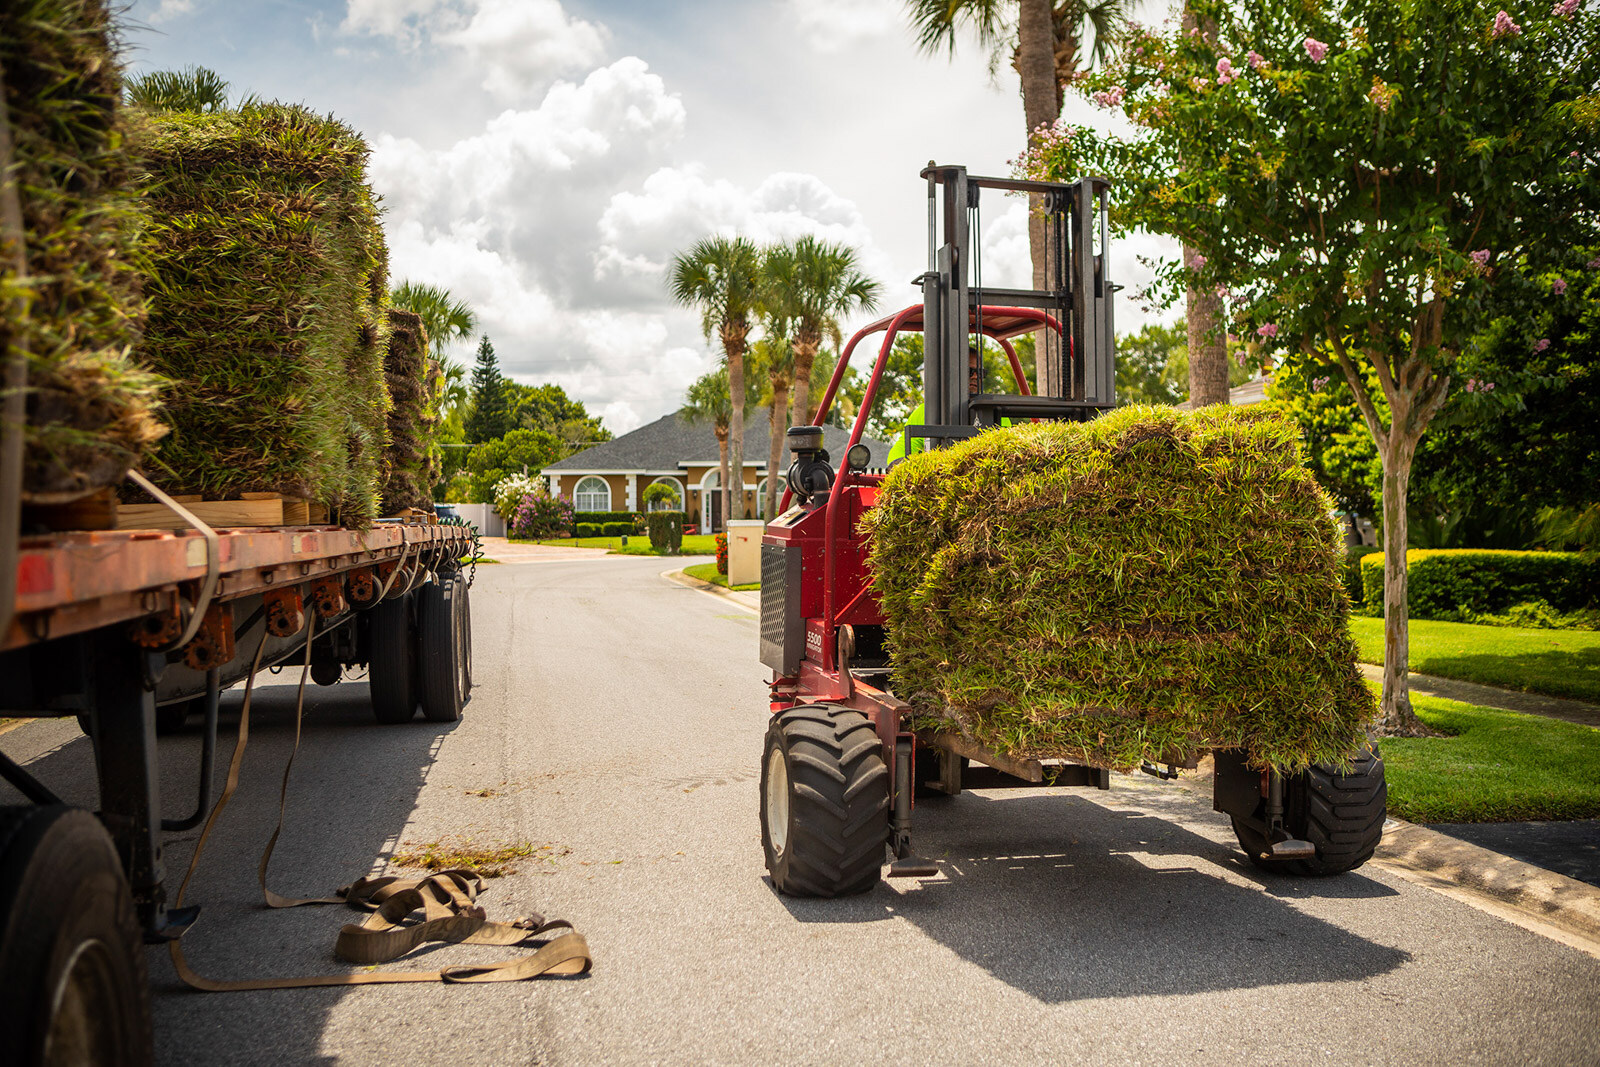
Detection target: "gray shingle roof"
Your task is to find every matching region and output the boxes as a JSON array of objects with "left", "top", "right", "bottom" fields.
[{"left": 544, "top": 407, "right": 890, "bottom": 472}]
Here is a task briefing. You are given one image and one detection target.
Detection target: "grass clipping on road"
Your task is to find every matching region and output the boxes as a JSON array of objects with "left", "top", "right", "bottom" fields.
[{"left": 864, "top": 405, "right": 1372, "bottom": 772}]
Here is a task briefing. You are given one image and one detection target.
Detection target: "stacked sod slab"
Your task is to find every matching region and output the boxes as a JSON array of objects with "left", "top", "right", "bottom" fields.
[
  {"left": 131, "top": 104, "right": 390, "bottom": 527},
  {"left": 864, "top": 405, "right": 1373, "bottom": 773},
  {"left": 379, "top": 308, "right": 437, "bottom": 514},
  {"left": 2, "top": 0, "right": 161, "bottom": 502}
]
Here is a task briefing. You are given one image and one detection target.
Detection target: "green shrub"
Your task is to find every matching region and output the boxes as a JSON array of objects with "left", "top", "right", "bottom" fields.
[
  {"left": 867, "top": 405, "right": 1371, "bottom": 773},
  {"left": 1342, "top": 545, "right": 1369, "bottom": 606},
  {"left": 575, "top": 522, "right": 602, "bottom": 538},
  {"left": 600, "top": 521, "right": 632, "bottom": 536},
  {"left": 1464, "top": 599, "right": 1600, "bottom": 631},
  {"left": 1360, "top": 550, "right": 1600, "bottom": 619},
  {"left": 574, "top": 510, "right": 635, "bottom": 525},
  {"left": 645, "top": 511, "right": 684, "bottom": 553}
]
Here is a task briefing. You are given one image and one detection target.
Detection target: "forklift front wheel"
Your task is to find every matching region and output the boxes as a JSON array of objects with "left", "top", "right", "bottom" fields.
[
  {"left": 1232, "top": 743, "right": 1387, "bottom": 876},
  {"left": 760, "top": 705, "right": 889, "bottom": 898}
]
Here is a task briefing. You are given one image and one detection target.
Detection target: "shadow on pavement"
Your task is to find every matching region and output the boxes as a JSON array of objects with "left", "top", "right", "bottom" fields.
[
  {"left": 778, "top": 789, "right": 1409, "bottom": 1004},
  {"left": 2, "top": 676, "right": 464, "bottom": 1067}
]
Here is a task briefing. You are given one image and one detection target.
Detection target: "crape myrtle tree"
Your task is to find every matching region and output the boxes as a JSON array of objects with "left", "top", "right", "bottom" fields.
[{"left": 1021, "top": 0, "right": 1600, "bottom": 734}]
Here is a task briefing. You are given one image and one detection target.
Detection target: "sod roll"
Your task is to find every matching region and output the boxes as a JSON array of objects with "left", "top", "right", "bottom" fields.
[
  {"left": 132, "top": 103, "right": 388, "bottom": 526},
  {"left": 2, "top": 0, "right": 161, "bottom": 503},
  {"left": 863, "top": 405, "right": 1373, "bottom": 773},
  {"left": 379, "top": 307, "right": 435, "bottom": 514}
]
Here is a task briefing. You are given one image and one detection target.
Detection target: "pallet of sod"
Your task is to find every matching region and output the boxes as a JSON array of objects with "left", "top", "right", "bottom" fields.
[
  {"left": 132, "top": 103, "right": 388, "bottom": 527},
  {"left": 2, "top": 0, "right": 161, "bottom": 503},
  {"left": 379, "top": 308, "right": 436, "bottom": 515},
  {"left": 864, "top": 405, "right": 1373, "bottom": 773}
]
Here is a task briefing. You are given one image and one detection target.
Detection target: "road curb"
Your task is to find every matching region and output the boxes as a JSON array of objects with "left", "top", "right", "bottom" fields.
[
  {"left": 663, "top": 568, "right": 758, "bottom": 612},
  {"left": 1374, "top": 817, "right": 1600, "bottom": 947}
]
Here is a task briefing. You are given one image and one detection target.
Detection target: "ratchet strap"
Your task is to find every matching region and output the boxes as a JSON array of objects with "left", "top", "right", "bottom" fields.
[{"left": 168, "top": 617, "right": 591, "bottom": 990}]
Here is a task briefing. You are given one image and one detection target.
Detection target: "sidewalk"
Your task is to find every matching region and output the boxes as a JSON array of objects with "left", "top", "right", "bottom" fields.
[{"left": 1357, "top": 662, "right": 1600, "bottom": 728}]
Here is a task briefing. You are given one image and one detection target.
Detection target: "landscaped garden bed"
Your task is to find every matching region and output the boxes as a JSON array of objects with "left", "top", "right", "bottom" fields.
[
  {"left": 683, "top": 562, "right": 758, "bottom": 591},
  {"left": 516, "top": 534, "right": 720, "bottom": 557}
]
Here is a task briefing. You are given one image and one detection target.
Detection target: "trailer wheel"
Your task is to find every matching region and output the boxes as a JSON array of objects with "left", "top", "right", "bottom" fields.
[
  {"left": 416, "top": 577, "right": 468, "bottom": 723},
  {"left": 368, "top": 594, "right": 416, "bottom": 724},
  {"left": 1232, "top": 743, "right": 1387, "bottom": 876},
  {"left": 760, "top": 705, "right": 889, "bottom": 897},
  {"left": 0, "top": 806, "right": 152, "bottom": 1067}
]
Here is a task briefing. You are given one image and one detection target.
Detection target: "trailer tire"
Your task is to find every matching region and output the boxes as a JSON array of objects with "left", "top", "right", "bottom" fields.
[
  {"left": 416, "top": 577, "right": 468, "bottom": 723},
  {"left": 1232, "top": 743, "right": 1387, "bottom": 876},
  {"left": 368, "top": 594, "right": 417, "bottom": 724},
  {"left": 0, "top": 806, "right": 152, "bottom": 1067},
  {"left": 760, "top": 705, "right": 889, "bottom": 897}
]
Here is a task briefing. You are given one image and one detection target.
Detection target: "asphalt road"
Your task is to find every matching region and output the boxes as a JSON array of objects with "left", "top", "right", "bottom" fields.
[{"left": 5, "top": 553, "right": 1600, "bottom": 1065}]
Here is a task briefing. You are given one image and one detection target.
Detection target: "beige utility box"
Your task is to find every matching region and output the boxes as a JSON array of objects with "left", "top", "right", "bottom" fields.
[{"left": 726, "top": 519, "right": 765, "bottom": 587}]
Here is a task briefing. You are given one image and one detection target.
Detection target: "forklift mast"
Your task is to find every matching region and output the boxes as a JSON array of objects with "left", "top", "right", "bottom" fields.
[{"left": 916, "top": 164, "right": 1116, "bottom": 444}]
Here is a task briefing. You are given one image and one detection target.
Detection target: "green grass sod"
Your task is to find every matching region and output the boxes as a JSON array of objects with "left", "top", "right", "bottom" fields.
[
  {"left": 866, "top": 405, "right": 1371, "bottom": 773},
  {"left": 3, "top": 0, "right": 161, "bottom": 500},
  {"left": 683, "top": 562, "right": 759, "bottom": 591},
  {"left": 1349, "top": 617, "right": 1600, "bottom": 704},
  {"left": 1380, "top": 688, "right": 1600, "bottom": 822},
  {"left": 522, "top": 534, "right": 720, "bottom": 556}
]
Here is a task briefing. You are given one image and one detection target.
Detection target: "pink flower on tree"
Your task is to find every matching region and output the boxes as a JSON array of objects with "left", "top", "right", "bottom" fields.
[
  {"left": 1553, "top": 278, "right": 1568, "bottom": 295},
  {"left": 1589, "top": 257, "right": 1600, "bottom": 269},
  {"left": 1466, "top": 379, "right": 1476, "bottom": 393},
  {"left": 1552, "top": 0, "right": 1579, "bottom": 16},
  {"left": 1491, "top": 10, "right": 1522, "bottom": 36},
  {"left": 1091, "top": 86, "right": 1126, "bottom": 108},
  {"left": 1257, "top": 323, "right": 1279, "bottom": 338},
  {"left": 1216, "top": 58, "right": 1237, "bottom": 84},
  {"left": 1534, "top": 338, "right": 1551, "bottom": 353},
  {"left": 1304, "top": 38, "right": 1329, "bottom": 62},
  {"left": 1470, "top": 249, "right": 1491, "bottom": 267},
  {"left": 1189, "top": 253, "right": 1206, "bottom": 269},
  {"left": 1247, "top": 51, "right": 1266, "bottom": 69}
]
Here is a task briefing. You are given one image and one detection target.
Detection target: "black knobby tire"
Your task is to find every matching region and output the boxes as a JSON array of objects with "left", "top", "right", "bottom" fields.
[
  {"left": 368, "top": 594, "right": 417, "bottom": 724},
  {"left": 760, "top": 705, "right": 889, "bottom": 897},
  {"left": 0, "top": 806, "right": 153, "bottom": 1067},
  {"left": 1232, "top": 743, "right": 1387, "bottom": 876},
  {"left": 416, "top": 578, "right": 467, "bottom": 723}
]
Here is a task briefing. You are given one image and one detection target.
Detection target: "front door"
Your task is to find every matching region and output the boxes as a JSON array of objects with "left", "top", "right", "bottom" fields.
[{"left": 704, "top": 490, "right": 722, "bottom": 533}]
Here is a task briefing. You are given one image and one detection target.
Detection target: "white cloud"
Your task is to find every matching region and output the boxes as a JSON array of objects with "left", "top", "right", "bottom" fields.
[
  {"left": 148, "top": 0, "right": 196, "bottom": 23},
  {"left": 783, "top": 0, "right": 904, "bottom": 52},
  {"left": 340, "top": 0, "right": 456, "bottom": 47}
]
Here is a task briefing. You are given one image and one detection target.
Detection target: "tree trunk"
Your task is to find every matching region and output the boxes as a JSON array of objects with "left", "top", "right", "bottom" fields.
[
  {"left": 767, "top": 376, "right": 788, "bottom": 520},
  {"left": 1185, "top": 275, "right": 1230, "bottom": 406},
  {"left": 1378, "top": 431, "right": 1430, "bottom": 736},
  {"left": 715, "top": 428, "right": 730, "bottom": 533},
  {"left": 790, "top": 335, "right": 816, "bottom": 438},
  {"left": 723, "top": 325, "right": 748, "bottom": 522},
  {"left": 1018, "top": 0, "right": 1061, "bottom": 395}
]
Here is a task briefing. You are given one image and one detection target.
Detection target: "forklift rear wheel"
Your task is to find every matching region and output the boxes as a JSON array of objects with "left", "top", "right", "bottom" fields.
[
  {"left": 760, "top": 705, "right": 889, "bottom": 897},
  {"left": 368, "top": 594, "right": 417, "bottom": 724},
  {"left": 1232, "top": 743, "right": 1387, "bottom": 876},
  {"left": 416, "top": 577, "right": 468, "bottom": 723},
  {"left": 0, "top": 806, "right": 153, "bottom": 1067}
]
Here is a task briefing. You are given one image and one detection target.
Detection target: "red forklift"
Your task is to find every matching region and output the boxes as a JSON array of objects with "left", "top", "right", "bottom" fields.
[{"left": 756, "top": 164, "right": 1386, "bottom": 897}]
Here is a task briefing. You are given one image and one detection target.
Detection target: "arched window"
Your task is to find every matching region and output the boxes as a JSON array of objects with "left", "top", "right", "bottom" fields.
[
  {"left": 646, "top": 476, "right": 684, "bottom": 511},
  {"left": 574, "top": 476, "right": 611, "bottom": 512}
]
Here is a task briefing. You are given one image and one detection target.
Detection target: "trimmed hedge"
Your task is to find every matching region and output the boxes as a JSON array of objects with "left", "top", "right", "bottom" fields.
[
  {"left": 600, "top": 521, "right": 632, "bottom": 536},
  {"left": 574, "top": 510, "right": 636, "bottom": 525},
  {"left": 646, "top": 510, "right": 684, "bottom": 553},
  {"left": 1360, "top": 550, "right": 1600, "bottom": 618},
  {"left": 575, "top": 522, "right": 602, "bottom": 537}
]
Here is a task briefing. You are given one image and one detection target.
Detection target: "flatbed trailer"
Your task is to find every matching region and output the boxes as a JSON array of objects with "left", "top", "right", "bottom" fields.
[{"left": 0, "top": 504, "right": 476, "bottom": 1063}]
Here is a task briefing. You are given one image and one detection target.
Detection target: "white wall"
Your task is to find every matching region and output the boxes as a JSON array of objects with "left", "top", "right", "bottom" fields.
[{"left": 441, "top": 503, "right": 505, "bottom": 538}]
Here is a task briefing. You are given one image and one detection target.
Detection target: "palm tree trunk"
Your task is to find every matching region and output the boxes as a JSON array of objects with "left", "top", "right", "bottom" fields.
[
  {"left": 716, "top": 428, "right": 730, "bottom": 533},
  {"left": 767, "top": 378, "right": 788, "bottom": 520},
  {"left": 790, "top": 336, "right": 816, "bottom": 432},
  {"left": 722, "top": 326, "right": 748, "bottom": 523},
  {"left": 1018, "top": 0, "right": 1061, "bottom": 394}
]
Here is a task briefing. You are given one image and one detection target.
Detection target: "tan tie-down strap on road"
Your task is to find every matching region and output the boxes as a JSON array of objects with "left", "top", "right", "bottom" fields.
[{"left": 168, "top": 616, "right": 592, "bottom": 991}]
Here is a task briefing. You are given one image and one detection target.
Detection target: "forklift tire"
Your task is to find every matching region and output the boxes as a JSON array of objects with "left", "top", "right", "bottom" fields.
[
  {"left": 368, "top": 594, "right": 417, "bottom": 724},
  {"left": 1232, "top": 743, "right": 1387, "bottom": 876},
  {"left": 155, "top": 701, "right": 192, "bottom": 735},
  {"left": 416, "top": 577, "right": 468, "bottom": 723},
  {"left": 760, "top": 705, "right": 889, "bottom": 897},
  {"left": 0, "top": 806, "right": 153, "bottom": 1067}
]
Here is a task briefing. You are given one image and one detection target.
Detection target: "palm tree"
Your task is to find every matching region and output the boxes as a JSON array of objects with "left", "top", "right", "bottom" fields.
[
  {"left": 908, "top": 0, "right": 1127, "bottom": 389},
  {"left": 769, "top": 236, "right": 882, "bottom": 434},
  {"left": 390, "top": 281, "right": 478, "bottom": 362},
  {"left": 680, "top": 367, "right": 735, "bottom": 528},
  {"left": 749, "top": 335, "right": 793, "bottom": 521},
  {"left": 125, "top": 65, "right": 234, "bottom": 113},
  {"left": 669, "top": 236, "right": 763, "bottom": 522}
]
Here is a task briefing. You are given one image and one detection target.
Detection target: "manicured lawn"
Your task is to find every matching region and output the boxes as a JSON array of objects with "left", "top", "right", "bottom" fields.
[
  {"left": 521, "top": 534, "right": 719, "bottom": 556},
  {"left": 683, "top": 562, "right": 759, "bottom": 592},
  {"left": 1381, "top": 690, "right": 1600, "bottom": 823},
  {"left": 1349, "top": 616, "right": 1600, "bottom": 703}
]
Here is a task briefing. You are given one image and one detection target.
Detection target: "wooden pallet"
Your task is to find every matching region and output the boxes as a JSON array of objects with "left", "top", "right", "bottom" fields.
[{"left": 26, "top": 488, "right": 330, "bottom": 533}]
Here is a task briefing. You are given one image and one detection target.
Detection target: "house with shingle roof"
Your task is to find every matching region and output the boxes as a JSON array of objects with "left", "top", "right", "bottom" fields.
[{"left": 542, "top": 408, "right": 889, "bottom": 532}]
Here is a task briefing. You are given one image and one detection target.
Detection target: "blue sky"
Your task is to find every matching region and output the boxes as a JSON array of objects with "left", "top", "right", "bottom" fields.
[{"left": 123, "top": 0, "right": 1178, "bottom": 433}]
